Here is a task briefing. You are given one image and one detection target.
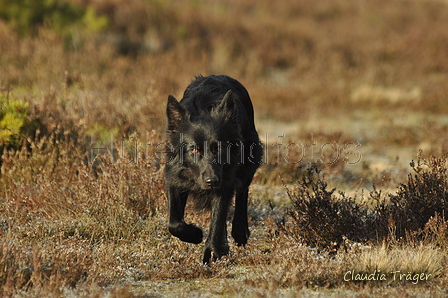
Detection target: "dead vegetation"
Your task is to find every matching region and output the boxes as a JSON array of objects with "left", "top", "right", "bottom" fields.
[
  {"left": 1, "top": 0, "right": 448, "bottom": 296},
  {"left": 276, "top": 153, "right": 447, "bottom": 250}
]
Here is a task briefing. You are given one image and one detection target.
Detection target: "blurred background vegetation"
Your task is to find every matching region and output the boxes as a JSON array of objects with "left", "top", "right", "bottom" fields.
[
  {"left": 0, "top": 0, "right": 108, "bottom": 38},
  {"left": 1, "top": 0, "right": 447, "bottom": 186}
]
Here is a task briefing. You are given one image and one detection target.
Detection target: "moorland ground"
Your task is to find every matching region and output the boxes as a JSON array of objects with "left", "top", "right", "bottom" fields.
[{"left": 1, "top": 0, "right": 448, "bottom": 296}]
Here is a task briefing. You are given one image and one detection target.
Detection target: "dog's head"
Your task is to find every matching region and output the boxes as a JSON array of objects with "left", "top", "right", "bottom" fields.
[{"left": 166, "top": 90, "right": 241, "bottom": 189}]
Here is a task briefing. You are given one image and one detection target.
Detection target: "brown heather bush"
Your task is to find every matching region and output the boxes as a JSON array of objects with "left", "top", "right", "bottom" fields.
[
  {"left": 276, "top": 153, "right": 448, "bottom": 252},
  {"left": 275, "top": 167, "right": 388, "bottom": 250},
  {"left": 388, "top": 152, "right": 448, "bottom": 240}
]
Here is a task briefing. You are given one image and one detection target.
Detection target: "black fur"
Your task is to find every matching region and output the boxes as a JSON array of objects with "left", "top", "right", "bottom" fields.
[{"left": 165, "top": 75, "right": 263, "bottom": 263}]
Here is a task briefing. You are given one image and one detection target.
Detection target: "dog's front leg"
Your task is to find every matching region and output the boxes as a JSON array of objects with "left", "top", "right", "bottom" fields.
[
  {"left": 232, "top": 187, "right": 250, "bottom": 246},
  {"left": 203, "top": 189, "right": 233, "bottom": 264},
  {"left": 168, "top": 187, "right": 203, "bottom": 244}
]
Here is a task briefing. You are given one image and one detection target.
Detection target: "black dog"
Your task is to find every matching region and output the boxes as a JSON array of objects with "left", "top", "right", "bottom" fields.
[{"left": 165, "top": 75, "right": 262, "bottom": 263}]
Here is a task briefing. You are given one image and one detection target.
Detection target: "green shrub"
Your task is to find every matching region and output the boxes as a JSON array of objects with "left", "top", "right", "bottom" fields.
[
  {"left": 0, "top": 93, "right": 33, "bottom": 152},
  {"left": 0, "top": 0, "right": 108, "bottom": 38}
]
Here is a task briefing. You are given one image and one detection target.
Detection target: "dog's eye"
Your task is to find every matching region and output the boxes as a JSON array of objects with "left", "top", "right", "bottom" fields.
[
  {"left": 191, "top": 147, "right": 199, "bottom": 154},
  {"left": 210, "top": 143, "right": 222, "bottom": 154},
  {"left": 210, "top": 144, "right": 222, "bottom": 154}
]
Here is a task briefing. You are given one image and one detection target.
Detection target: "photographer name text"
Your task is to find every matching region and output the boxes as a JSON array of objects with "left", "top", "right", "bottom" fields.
[{"left": 344, "top": 270, "right": 432, "bottom": 284}]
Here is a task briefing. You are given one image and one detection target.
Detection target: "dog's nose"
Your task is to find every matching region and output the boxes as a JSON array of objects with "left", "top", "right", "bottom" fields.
[{"left": 205, "top": 176, "right": 220, "bottom": 187}]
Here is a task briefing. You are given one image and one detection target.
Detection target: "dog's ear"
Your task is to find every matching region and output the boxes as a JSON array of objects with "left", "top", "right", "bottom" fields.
[
  {"left": 215, "top": 90, "right": 237, "bottom": 122},
  {"left": 167, "top": 95, "right": 188, "bottom": 131}
]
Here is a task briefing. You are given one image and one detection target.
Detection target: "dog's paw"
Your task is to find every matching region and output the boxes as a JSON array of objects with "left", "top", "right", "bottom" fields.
[
  {"left": 231, "top": 224, "right": 250, "bottom": 246},
  {"left": 202, "top": 244, "right": 229, "bottom": 264},
  {"left": 182, "top": 224, "right": 203, "bottom": 244},
  {"left": 169, "top": 223, "right": 203, "bottom": 244}
]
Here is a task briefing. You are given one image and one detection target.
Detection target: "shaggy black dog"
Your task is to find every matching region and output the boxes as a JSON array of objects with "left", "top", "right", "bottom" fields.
[{"left": 165, "top": 75, "right": 262, "bottom": 263}]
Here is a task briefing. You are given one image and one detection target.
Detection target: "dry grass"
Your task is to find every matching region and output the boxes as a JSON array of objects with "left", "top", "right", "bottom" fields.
[
  {"left": 1, "top": 0, "right": 448, "bottom": 296},
  {"left": 354, "top": 244, "right": 444, "bottom": 281}
]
